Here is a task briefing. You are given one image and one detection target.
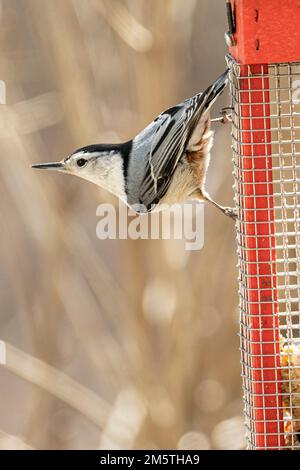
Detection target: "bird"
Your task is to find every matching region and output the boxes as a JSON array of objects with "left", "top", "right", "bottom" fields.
[{"left": 32, "top": 69, "right": 236, "bottom": 219}]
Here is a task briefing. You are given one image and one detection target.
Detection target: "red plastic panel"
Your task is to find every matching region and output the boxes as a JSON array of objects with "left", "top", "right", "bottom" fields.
[{"left": 230, "top": 0, "right": 300, "bottom": 64}]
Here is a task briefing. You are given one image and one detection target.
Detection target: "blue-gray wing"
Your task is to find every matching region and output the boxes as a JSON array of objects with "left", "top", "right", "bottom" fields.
[{"left": 138, "top": 70, "right": 228, "bottom": 209}]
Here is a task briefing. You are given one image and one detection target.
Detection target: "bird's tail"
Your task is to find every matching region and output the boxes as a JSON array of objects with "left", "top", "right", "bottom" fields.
[
  {"left": 202, "top": 69, "right": 229, "bottom": 111},
  {"left": 184, "top": 70, "right": 229, "bottom": 153}
]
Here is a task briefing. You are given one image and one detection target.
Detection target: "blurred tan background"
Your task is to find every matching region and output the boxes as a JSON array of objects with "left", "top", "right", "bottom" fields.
[{"left": 0, "top": 0, "right": 243, "bottom": 450}]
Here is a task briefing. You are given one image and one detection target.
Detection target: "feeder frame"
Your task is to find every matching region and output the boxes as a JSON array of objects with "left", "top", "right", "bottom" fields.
[{"left": 228, "top": 0, "right": 300, "bottom": 450}]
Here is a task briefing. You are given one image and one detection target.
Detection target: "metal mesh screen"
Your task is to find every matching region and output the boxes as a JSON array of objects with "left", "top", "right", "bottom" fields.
[{"left": 228, "top": 57, "right": 300, "bottom": 449}]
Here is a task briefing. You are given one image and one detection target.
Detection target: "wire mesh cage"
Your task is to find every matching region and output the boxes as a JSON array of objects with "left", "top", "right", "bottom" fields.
[{"left": 228, "top": 56, "right": 300, "bottom": 449}]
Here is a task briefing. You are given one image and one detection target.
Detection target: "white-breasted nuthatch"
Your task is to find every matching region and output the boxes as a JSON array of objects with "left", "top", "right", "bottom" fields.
[{"left": 32, "top": 70, "right": 235, "bottom": 218}]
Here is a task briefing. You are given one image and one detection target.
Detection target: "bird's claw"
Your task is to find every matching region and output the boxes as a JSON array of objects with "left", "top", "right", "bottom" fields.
[
  {"left": 219, "top": 108, "right": 232, "bottom": 124},
  {"left": 211, "top": 107, "right": 232, "bottom": 124},
  {"left": 223, "top": 207, "right": 237, "bottom": 220}
]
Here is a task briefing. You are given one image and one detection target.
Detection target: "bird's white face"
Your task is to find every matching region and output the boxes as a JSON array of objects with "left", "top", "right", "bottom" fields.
[{"left": 32, "top": 150, "right": 127, "bottom": 201}]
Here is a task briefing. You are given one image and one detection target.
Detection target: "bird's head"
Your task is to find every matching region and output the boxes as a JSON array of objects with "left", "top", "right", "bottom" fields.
[{"left": 32, "top": 143, "right": 130, "bottom": 201}]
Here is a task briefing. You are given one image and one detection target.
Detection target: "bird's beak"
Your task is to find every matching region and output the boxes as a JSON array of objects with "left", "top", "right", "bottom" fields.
[{"left": 31, "top": 161, "right": 65, "bottom": 170}]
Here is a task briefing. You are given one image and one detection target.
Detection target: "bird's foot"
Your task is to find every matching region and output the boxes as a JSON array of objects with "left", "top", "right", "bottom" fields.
[
  {"left": 223, "top": 206, "right": 237, "bottom": 220},
  {"left": 211, "top": 107, "right": 232, "bottom": 124}
]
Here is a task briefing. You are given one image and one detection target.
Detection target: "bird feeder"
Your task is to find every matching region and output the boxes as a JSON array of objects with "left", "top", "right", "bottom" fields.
[{"left": 227, "top": 0, "right": 300, "bottom": 449}]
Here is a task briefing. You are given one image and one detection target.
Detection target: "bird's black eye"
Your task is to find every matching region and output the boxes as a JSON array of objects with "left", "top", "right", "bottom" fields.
[{"left": 77, "top": 158, "right": 87, "bottom": 168}]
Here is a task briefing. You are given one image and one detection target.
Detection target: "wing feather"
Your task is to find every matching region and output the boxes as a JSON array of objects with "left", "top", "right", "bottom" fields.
[{"left": 138, "top": 70, "right": 228, "bottom": 209}]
